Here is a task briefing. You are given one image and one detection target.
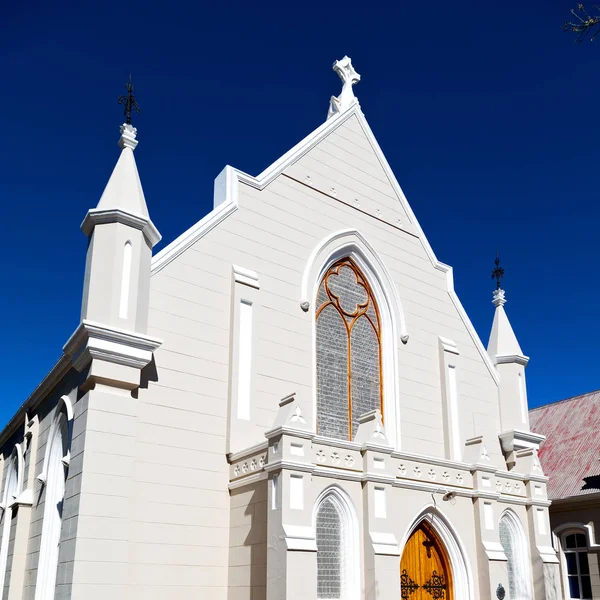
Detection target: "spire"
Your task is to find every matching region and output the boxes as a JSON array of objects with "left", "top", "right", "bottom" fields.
[
  {"left": 486, "top": 256, "right": 527, "bottom": 364},
  {"left": 81, "top": 78, "right": 159, "bottom": 246},
  {"left": 95, "top": 123, "right": 150, "bottom": 219}
]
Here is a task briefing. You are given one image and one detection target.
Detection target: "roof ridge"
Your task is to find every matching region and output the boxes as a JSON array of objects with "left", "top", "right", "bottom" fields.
[{"left": 530, "top": 388, "right": 600, "bottom": 412}]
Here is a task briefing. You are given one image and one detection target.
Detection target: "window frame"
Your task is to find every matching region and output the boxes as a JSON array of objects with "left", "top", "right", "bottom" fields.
[
  {"left": 314, "top": 486, "right": 360, "bottom": 600},
  {"left": 561, "top": 530, "right": 593, "bottom": 600},
  {"left": 315, "top": 257, "right": 383, "bottom": 442},
  {"left": 498, "top": 510, "right": 533, "bottom": 600}
]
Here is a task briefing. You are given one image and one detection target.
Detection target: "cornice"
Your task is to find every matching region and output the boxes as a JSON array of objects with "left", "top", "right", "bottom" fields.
[
  {"left": 227, "top": 441, "right": 268, "bottom": 464},
  {"left": 63, "top": 320, "right": 162, "bottom": 372},
  {"left": 499, "top": 429, "right": 546, "bottom": 453},
  {"left": 495, "top": 353, "right": 530, "bottom": 366},
  {"left": 81, "top": 208, "right": 161, "bottom": 247},
  {"left": 232, "top": 264, "right": 260, "bottom": 289}
]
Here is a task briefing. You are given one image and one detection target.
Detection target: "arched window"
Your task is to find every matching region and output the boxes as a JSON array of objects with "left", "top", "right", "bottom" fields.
[
  {"left": 0, "top": 448, "right": 21, "bottom": 591},
  {"left": 35, "top": 407, "right": 69, "bottom": 600},
  {"left": 562, "top": 531, "right": 592, "bottom": 599},
  {"left": 315, "top": 488, "right": 359, "bottom": 600},
  {"left": 316, "top": 258, "right": 382, "bottom": 441},
  {"left": 499, "top": 511, "right": 533, "bottom": 600}
]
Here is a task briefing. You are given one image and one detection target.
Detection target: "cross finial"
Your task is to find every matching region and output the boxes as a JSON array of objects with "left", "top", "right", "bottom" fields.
[
  {"left": 491, "top": 253, "right": 504, "bottom": 290},
  {"left": 117, "top": 75, "right": 140, "bottom": 126},
  {"left": 327, "top": 56, "right": 361, "bottom": 119}
]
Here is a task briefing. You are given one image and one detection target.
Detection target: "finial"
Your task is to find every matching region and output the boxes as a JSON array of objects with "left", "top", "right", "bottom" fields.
[
  {"left": 327, "top": 56, "right": 361, "bottom": 120},
  {"left": 491, "top": 253, "right": 504, "bottom": 290},
  {"left": 491, "top": 253, "right": 506, "bottom": 307},
  {"left": 117, "top": 75, "right": 140, "bottom": 126}
]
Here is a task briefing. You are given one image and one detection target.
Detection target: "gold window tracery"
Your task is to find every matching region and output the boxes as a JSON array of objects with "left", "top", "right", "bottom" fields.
[{"left": 315, "top": 257, "right": 383, "bottom": 441}]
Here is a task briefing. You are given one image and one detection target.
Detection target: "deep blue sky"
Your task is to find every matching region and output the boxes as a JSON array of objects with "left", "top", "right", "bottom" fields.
[{"left": 1, "top": 1, "right": 598, "bottom": 423}]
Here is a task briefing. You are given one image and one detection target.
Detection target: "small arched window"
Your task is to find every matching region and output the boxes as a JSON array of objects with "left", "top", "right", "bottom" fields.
[
  {"left": 562, "top": 531, "right": 592, "bottom": 599},
  {"left": 499, "top": 511, "right": 533, "bottom": 600},
  {"left": 316, "top": 258, "right": 382, "bottom": 441},
  {"left": 35, "top": 407, "right": 69, "bottom": 600},
  {"left": 315, "top": 489, "right": 358, "bottom": 600}
]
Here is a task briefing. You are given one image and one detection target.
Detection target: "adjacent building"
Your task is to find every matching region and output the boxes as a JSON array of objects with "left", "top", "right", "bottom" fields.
[
  {"left": 530, "top": 390, "right": 600, "bottom": 600},
  {"left": 0, "top": 57, "right": 562, "bottom": 599}
]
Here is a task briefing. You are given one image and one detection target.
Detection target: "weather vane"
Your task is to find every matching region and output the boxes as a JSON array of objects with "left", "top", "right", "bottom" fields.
[
  {"left": 117, "top": 75, "right": 140, "bottom": 125},
  {"left": 491, "top": 253, "right": 504, "bottom": 290}
]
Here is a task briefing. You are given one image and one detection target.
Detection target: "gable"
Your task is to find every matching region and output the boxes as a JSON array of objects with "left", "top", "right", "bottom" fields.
[
  {"left": 152, "top": 104, "right": 498, "bottom": 386},
  {"left": 282, "top": 113, "right": 416, "bottom": 236}
]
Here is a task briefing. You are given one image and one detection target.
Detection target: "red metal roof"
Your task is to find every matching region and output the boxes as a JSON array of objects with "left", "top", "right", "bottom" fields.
[{"left": 529, "top": 390, "right": 600, "bottom": 500}]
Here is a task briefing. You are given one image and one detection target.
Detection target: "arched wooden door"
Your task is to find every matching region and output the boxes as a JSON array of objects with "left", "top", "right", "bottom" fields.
[{"left": 400, "top": 522, "right": 453, "bottom": 600}]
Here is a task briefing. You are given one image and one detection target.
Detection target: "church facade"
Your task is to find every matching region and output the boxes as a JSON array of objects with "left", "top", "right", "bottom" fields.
[{"left": 0, "top": 57, "right": 562, "bottom": 599}]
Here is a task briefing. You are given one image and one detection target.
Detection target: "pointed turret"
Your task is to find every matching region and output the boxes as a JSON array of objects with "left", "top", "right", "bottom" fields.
[
  {"left": 80, "top": 121, "right": 160, "bottom": 334},
  {"left": 487, "top": 287, "right": 526, "bottom": 363},
  {"left": 486, "top": 256, "right": 534, "bottom": 450},
  {"left": 64, "top": 80, "right": 161, "bottom": 392}
]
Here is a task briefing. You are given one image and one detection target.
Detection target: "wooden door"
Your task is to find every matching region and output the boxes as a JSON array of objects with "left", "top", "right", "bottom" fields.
[{"left": 400, "top": 523, "right": 453, "bottom": 600}]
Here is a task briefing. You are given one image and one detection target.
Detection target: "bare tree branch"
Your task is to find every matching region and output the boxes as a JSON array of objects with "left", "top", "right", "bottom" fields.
[{"left": 564, "top": 4, "right": 600, "bottom": 42}]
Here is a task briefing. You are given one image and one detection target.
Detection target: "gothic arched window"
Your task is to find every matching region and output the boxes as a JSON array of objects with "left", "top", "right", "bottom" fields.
[
  {"left": 316, "top": 258, "right": 382, "bottom": 441},
  {"left": 499, "top": 511, "right": 533, "bottom": 600},
  {"left": 315, "top": 488, "right": 359, "bottom": 600},
  {"left": 35, "top": 407, "right": 69, "bottom": 600}
]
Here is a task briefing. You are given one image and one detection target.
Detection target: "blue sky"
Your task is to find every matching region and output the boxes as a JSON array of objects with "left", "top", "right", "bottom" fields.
[{"left": 1, "top": 1, "right": 598, "bottom": 423}]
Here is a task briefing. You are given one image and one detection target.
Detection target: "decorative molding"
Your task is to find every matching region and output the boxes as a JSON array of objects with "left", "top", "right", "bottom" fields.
[
  {"left": 482, "top": 540, "right": 507, "bottom": 561},
  {"left": 81, "top": 207, "right": 161, "bottom": 247},
  {"left": 232, "top": 264, "right": 260, "bottom": 289},
  {"left": 228, "top": 471, "right": 267, "bottom": 490},
  {"left": 282, "top": 524, "right": 318, "bottom": 552},
  {"left": 439, "top": 336, "right": 459, "bottom": 355},
  {"left": 499, "top": 429, "right": 545, "bottom": 453},
  {"left": 118, "top": 123, "right": 138, "bottom": 151},
  {"left": 64, "top": 319, "right": 161, "bottom": 372},
  {"left": 227, "top": 441, "right": 268, "bottom": 464},
  {"left": 370, "top": 531, "right": 401, "bottom": 556},
  {"left": 495, "top": 353, "right": 530, "bottom": 366},
  {"left": 13, "top": 488, "right": 33, "bottom": 507}
]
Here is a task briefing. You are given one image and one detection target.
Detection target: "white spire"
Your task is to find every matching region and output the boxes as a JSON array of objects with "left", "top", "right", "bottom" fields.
[
  {"left": 327, "top": 56, "right": 361, "bottom": 119},
  {"left": 82, "top": 123, "right": 160, "bottom": 247},
  {"left": 95, "top": 123, "right": 149, "bottom": 218},
  {"left": 487, "top": 287, "right": 527, "bottom": 365}
]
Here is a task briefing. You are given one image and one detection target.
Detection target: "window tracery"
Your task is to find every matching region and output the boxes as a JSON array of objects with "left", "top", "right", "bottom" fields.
[
  {"left": 499, "top": 511, "right": 532, "bottom": 600},
  {"left": 316, "top": 258, "right": 382, "bottom": 441}
]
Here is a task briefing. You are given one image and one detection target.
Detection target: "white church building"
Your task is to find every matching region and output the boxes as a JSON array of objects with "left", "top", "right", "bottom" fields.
[{"left": 0, "top": 57, "right": 562, "bottom": 599}]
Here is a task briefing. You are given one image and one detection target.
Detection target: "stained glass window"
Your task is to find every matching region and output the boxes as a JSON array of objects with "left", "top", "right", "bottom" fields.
[
  {"left": 316, "top": 258, "right": 382, "bottom": 441},
  {"left": 316, "top": 496, "right": 344, "bottom": 599},
  {"left": 499, "top": 513, "right": 532, "bottom": 600}
]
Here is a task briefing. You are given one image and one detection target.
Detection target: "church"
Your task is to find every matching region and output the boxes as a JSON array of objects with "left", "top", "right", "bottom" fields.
[{"left": 0, "top": 57, "right": 562, "bottom": 599}]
